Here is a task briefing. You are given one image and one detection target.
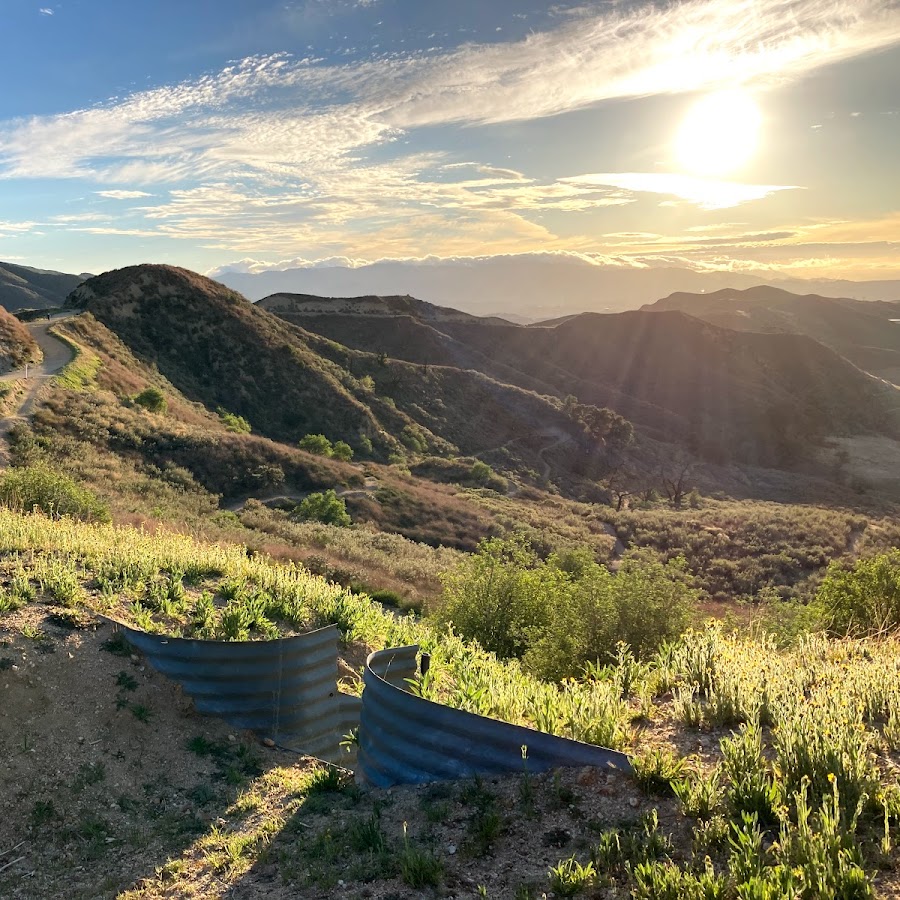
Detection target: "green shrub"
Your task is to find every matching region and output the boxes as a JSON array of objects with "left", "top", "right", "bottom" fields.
[
  {"left": 133, "top": 386, "right": 167, "bottom": 413},
  {"left": 298, "top": 433, "right": 333, "bottom": 457},
  {"left": 0, "top": 466, "right": 110, "bottom": 523},
  {"left": 471, "top": 460, "right": 494, "bottom": 486},
  {"left": 814, "top": 551, "right": 900, "bottom": 636},
  {"left": 216, "top": 407, "right": 251, "bottom": 434},
  {"left": 294, "top": 490, "right": 351, "bottom": 527},
  {"left": 437, "top": 537, "right": 695, "bottom": 679},
  {"left": 332, "top": 440, "right": 353, "bottom": 462}
]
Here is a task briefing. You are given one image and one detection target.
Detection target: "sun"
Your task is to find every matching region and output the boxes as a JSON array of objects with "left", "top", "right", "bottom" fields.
[{"left": 674, "top": 90, "right": 762, "bottom": 178}]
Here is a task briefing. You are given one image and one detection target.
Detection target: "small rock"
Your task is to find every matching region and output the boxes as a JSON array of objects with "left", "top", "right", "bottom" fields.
[
  {"left": 628, "top": 797, "right": 640, "bottom": 808},
  {"left": 261, "top": 737, "right": 275, "bottom": 748},
  {"left": 227, "top": 734, "right": 237, "bottom": 743},
  {"left": 447, "top": 843, "right": 457, "bottom": 855}
]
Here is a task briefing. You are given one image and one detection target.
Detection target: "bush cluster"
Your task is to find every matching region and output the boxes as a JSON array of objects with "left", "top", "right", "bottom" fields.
[
  {"left": 0, "top": 466, "right": 110, "bottom": 523},
  {"left": 435, "top": 535, "right": 696, "bottom": 680},
  {"left": 292, "top": 490, "right": 352, "bottom": 528},
  {"left": 298, "top": 433, "right": 353, "bottom": 461},
  {"left": 133, "top": 386, "right": 167, "bottom": 413}
]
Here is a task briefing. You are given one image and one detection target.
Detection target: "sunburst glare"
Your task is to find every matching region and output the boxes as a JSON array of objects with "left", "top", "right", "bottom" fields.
[{"left": 674, "top": 89, "right": 762, "bottom": 178}]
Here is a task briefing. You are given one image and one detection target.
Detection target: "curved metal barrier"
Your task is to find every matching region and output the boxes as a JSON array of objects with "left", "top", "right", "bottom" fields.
[
  {"left": 358, "top": 645, "right": 633, "bottom": 787},
  {"left": 110, "top": 620, "right": 361, "bottom": 764}
]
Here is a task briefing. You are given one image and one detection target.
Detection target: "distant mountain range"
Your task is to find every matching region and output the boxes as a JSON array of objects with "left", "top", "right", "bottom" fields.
[
  {"left": 258, "top": 288, "right": 898, "bottom": 467},
  {"left": 213, "top": 256, "right": 900, "bottom": 320},
  {"left": 0, "top": 261, "right": 87, "bottom": 311},
  {"left": 643, "top": 286, "right": 900, "bottom": 384}
]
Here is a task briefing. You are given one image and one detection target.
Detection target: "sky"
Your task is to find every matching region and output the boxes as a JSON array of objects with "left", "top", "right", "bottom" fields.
[{"left": 0, "top": 0, "right": 899, "bottom": 282}]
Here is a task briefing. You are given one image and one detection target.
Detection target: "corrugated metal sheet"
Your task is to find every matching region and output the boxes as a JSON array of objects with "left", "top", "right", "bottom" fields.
[
  {"left": 358, "top": 645, "right": 633, "bottom": 787},
  {"left": 109, "top": 620, "right": 360, "bottom": 765}
]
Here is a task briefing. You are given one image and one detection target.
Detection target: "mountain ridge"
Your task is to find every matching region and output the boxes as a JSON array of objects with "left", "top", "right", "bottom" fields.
[{"left": 0, "top": 260, "right": 86, "bottom": 311}]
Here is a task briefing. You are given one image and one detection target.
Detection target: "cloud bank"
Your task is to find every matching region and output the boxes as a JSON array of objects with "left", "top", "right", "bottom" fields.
[{"left": 0, "top": 0, "right": 898, "bottom": 269}]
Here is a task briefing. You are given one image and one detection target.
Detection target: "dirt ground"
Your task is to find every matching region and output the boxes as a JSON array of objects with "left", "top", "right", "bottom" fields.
[
  {"left": 0, "top": 604, "right": 685, "bottom": 900},
  {"left": 0, "top": 606, "right": 296, "bottom": 900}
]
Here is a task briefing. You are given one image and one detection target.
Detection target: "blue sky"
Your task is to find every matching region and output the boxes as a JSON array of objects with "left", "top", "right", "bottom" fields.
[{"left": 1, "top": 0, "right": 899, "bottom": 281}]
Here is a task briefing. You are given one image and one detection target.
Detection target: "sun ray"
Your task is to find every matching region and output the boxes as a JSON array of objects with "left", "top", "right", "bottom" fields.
[{"left": 674, "top": 90, "right": 762, "bottom": 178}]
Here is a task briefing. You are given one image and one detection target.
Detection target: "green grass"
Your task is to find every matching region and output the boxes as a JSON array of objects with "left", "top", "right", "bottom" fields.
[{"left": 51, "top": 330, "right": 101, "bottom": 391}]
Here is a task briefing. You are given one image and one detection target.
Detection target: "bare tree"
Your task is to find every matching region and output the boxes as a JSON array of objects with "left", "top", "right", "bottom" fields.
[{"left": 658, "top": 450, "right": 696, "bottom": 508}]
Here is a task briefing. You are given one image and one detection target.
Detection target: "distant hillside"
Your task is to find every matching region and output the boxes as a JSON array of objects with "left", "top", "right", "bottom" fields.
[
  {"left": 0, "top": 306, "right": 39, "bottom": 372},
  {"left": 266, "top": 291, "right": 899, "bottom": 466},
  {"left": 644, "top": 286, "right": 900, "bottom": 383},
  {"left": 257, "top": 292, "right": 556, "bottom": 395},
  {"left": 65, "top": 266, "right": 587, "bottom": 464},
  {"left": 0, "top": 261, "right": 86, "bottom": 311}
]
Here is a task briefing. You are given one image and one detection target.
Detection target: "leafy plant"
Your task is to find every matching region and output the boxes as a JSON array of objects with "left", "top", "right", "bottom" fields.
[
  {"left": 547, "top": 857, "right": 596, "bottom": 896},
  {"left": 298, "top": 433, "right": 334, "bottom": 456},
  {"left": 293, "top": 490, "right": 351, "bottom": 527},
  {"left": 133, "top": 387, "right": 167, "bottom": 413}
]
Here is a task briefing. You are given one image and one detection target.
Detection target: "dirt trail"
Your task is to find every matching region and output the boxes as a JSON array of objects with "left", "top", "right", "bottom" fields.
[
  {"left": 537, "top": 429, "right": 573, "bottom": 481},
  {"left": 222, "top": 478, "right": 379, "bottom": 514},
  {"left": 0, "top": 314, "right": 77, "bottom": 466},
  {"left": 846, "top": 521, "right": 870, "bottom": 557}
]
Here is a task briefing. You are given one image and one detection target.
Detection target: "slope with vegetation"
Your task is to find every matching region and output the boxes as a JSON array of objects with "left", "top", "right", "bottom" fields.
[
  {"left": 4, "top": 499, "right": 900, "bottom": 896},
  {"left": 66, "top": 266, "right": 598, "bottom": 473},
  {"left": 645, "top": 285, "right": 900, "bottom": 383},
  {"left": 264, "top": 290, "right": 899, "bottom": 467},
  {"left": 0, "top": 259, "right": 85, "bottom": 311},
  {"left": 0, "top": 304, "right": 40, "bottom": 372},
  {"left": 3, "top": 263, "right": 900, "bottom": 895}
]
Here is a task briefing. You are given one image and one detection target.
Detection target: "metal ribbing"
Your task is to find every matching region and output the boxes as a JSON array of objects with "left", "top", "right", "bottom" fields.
[
  {"left": 110, "top": 620, "right": 359, "bottom": 764},
  {"left": 358, "top": 645, "right": 633, "bottom": 787}
]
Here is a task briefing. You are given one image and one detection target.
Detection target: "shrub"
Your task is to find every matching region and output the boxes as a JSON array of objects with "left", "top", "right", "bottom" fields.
[
  {"left": 217, "top": 407, "right": 251, "bottom": 434},
  {"left": 332, "top": 440, "right": 353, "bottom": 462},
  {"left": 814, "top": 551, "right": 900, "bottom": 636},
  {"left": 470, "top": 460, "right": 494, "bottom": 486},
  {"left": 294, "top": 490, "right": 351, "bottom": 527},
  {"left": 298, "top": 433, "right": 333, "bottom": 457},
  {"left": 437, "top": 537, "right": 696, "bottom": 679},
  {"left": 133, "top": 386, "right": 167, "bottom": 413},
  {"left": 0, "top": 466, "right": 110, "bottom": 523}
]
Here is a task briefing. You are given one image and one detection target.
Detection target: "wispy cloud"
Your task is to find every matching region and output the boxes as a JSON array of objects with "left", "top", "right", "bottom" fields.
[
  {"left": 94, "top": 190, "right": 154, "bottom": 200},
  {"left": 564, "top": 174, "right": 800, "bottom": 210},
  {"left": 38, "top": 8, "right": 53, "bottom": 16},
  {"left": 1, "top": 0, "right": 898, "bottom": 262}
]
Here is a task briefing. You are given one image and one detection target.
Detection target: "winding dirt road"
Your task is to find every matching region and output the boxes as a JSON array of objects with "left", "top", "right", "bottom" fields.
[{"left": 0, "top": 314, "right": 76, "bottom": 465}]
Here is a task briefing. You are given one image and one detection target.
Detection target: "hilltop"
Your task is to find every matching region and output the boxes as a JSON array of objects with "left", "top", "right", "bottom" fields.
[
  {"left": 644, "top": 286, "right": 900, "bottom": 384},
  {"left": 64, "top": 266, "right": 602, "bottom": 474},
  {"left": 0, "top": 260, "right": 86, "bottom": 312},
  {"left": 257, "top": 291, "right": 510, "bottom": 325}
]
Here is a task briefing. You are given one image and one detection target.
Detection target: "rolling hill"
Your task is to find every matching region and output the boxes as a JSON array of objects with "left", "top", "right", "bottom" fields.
[
  {"left": 261, "top": 289, "right": 899, "bottom": 466},
  {"left": 0, "top": 260, "right": 86, "bottom": 311},
  {"left": 643, "top": 286, "right": 900, "bottom": 383},
  {"left": 64, "top": 266, "right": 588, "bottom": 465}
]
